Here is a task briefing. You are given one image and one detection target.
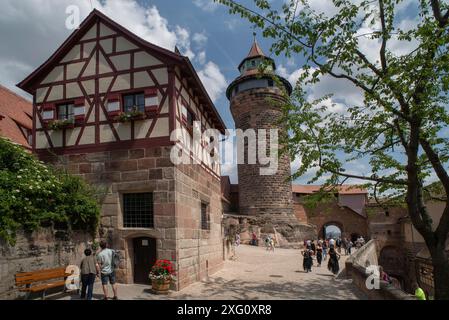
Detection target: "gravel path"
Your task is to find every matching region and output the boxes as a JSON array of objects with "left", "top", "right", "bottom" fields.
[{"left": 58, "top": 245, "right": 366, "bottom": 300}]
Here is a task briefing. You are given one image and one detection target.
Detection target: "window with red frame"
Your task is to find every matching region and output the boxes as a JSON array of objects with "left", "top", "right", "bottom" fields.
[
  {"left": 57, "top": 102, "right": 75, "bottom": 120},
  {"left": 123, "top": 92, "right": 145, "bottom": 113}
]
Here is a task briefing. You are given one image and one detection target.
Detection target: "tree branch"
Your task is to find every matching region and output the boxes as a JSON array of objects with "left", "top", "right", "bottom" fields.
[
  {"left": 431, "top": 0, "right": 449, "bottom": 27},
  {"left": 378, "top": 0, "right": 388, "bottom": 72}
]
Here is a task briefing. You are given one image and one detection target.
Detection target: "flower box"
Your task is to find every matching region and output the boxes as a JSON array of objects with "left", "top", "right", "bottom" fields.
[
  {"left": 149, "top": 259, "right": 176, "bottom": 295},
  {"left": 46, "top": 119, "right": 75, "bottom": 130},
  {"left": 115, "top": 106, "right": 146, "bottom": 123}
]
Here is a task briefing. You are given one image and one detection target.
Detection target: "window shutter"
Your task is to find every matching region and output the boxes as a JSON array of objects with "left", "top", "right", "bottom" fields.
[
  {"left": 107, "top": 93, "right": 121, "bottom": 115},
  {"left": 144, "top": 88, "right": 158, "bottom": 114},
  {"left": 41, "top": 103, "right": 56, "bottom": 120},
  {"left": 74, "top": 98, "right": 85, "bottom": 120}
]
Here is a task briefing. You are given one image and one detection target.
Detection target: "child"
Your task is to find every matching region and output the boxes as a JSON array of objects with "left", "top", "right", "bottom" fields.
[{"left": 80, "top": 248, "right": 99, "bottom": 300}]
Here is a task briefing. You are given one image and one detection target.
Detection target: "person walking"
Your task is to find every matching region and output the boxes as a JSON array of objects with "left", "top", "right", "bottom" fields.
[
  {"left": 327, "top": 248, "right": 340, "bottom": 275},
  {"left": 302, "top": 249, "right": 313, "bottom": 273},
  {"left": 329, "top": 238, "right": 335, "bottom": 250},
  {"left": 251, "top": 232, "right": 258, "bottom": 246},
  {"left": 316, "top": 243, "right": 323, "bottom": 267},
  {"left": 96, "top": 241, "right": 118, "bottom": 300},
  {"left": 347, "top": 240, "right": 353, "bottom": 255},
  {"left": 336, "top": 237, "right": 342, "bottom": 254},
  {"left": 412, "top": 282, "right": 426, "bottom": 300},
  {"left": 79, "top": 248, "right": 98, "bottom": 300},
  {"left": 322, "top": 240, "right": 328, "bottom": 261},
  {"left": 343, "top": 238, "right": 349, "bottom": 255},
  {"left": 310, "top": 240, "right": 316, "bottom": 255}
]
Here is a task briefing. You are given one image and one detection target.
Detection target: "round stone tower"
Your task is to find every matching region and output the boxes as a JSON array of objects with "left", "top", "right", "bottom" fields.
[{"left": 226, "top": 39, "right": 316, "bottom": 244}]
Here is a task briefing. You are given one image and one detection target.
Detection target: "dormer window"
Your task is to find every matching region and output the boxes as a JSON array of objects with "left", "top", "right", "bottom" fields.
[
  {"left": 57, "top": 103, "right": 75, "bottom": 121},
  {"left": 123, "top": 92, "right": 145, "bottom": 113}
]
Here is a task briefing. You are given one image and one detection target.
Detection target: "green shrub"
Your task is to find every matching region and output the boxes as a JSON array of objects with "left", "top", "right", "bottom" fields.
[{"left": 0, "top": 137, "right": 100, "bottom": 245}]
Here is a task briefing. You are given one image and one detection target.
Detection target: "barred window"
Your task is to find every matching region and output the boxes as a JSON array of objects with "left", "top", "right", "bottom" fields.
[
  {"left": 201, "top": 202, "right": 210, "bottom": 230},
  {"left": 123, "top": 193, "right": 153, "bottom": 228}
]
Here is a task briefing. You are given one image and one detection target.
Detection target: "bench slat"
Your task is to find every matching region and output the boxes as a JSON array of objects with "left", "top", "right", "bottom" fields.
[
  {"left": 15, "top": 268, "right": 68, "bottom": 286},
  {"left": 27, "top": 280, "right": 66, "bottom": 293},
  {"left": 16, "top": 272, "right": 68, "bottom": 285}
]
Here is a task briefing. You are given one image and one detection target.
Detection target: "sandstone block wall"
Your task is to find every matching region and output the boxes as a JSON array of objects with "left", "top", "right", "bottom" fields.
[
  {"left": 175, "top": 164, "right": 224, "bottom": 290},
  {"left": 230, "top": 87, "right": 293, "bottom": 217},
  {"left": 39, "top": 145, "right": 224, "bottom": 290},
  {"left": 298, "top": 200, "right": 368, "bottom": 240},
  {"left": 0, "top": 229, "right": 91, "bottom": 299}
]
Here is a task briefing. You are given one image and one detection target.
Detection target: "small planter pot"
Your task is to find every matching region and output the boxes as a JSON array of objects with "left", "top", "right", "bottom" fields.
[{"left": 151, "top": 279, "right": 171, "bottom": 295}]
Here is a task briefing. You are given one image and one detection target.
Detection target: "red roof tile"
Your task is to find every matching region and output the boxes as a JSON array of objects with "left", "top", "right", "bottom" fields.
[
  {"left": 0, "top": 85, "right": 32, "bottom": 148},
  {"left": 292, "top": 184, "right": 367, "bottom": 195}
]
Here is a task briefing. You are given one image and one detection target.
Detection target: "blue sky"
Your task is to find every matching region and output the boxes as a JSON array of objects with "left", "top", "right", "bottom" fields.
[{"left": 0, "top": 0, "right": 445, "bottom": 187}]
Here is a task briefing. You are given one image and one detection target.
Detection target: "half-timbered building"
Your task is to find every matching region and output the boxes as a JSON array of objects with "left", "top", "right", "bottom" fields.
[{"left": 18, "top": 10, "right": 226, "bottom": 290}]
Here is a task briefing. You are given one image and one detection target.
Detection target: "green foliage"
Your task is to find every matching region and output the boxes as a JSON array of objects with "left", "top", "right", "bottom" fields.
[
  {"left": 47, "top": 118, "right": 74, "bottom": 130},
  {"left": 116, "top": 106, "right": 146, "bottom": 122},
  {"left": 0, "top": 138, "right": 100, "bottom": 245}
]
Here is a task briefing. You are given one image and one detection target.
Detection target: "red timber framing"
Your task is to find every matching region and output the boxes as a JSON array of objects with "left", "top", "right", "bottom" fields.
[{"left": 17, "top": 9, "right": 226, "bottom": 158}]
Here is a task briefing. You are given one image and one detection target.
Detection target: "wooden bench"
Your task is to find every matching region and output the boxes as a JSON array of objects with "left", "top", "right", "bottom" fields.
[{"left": 15, "top": 267, "right": 71, "bottom": 300}]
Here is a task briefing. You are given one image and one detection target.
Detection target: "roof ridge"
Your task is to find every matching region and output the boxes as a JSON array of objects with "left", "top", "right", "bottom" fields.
[{"left": 0, "top": 84, "right": 32, "bottom": 104}]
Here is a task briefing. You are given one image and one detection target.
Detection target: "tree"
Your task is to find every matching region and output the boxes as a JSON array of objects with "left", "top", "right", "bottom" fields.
[
  {"left": 216, "top": 0, "right": 449, "bottom": 299},
  {"left": 0, "top": 137, "right": 100, "bottom": 245}
]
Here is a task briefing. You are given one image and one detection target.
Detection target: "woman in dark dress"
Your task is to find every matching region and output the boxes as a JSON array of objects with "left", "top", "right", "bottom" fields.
[
  {"left": 303, "top": 249, "right": 313, "bottom": 272},
  {"left": 327, "top": 248, "right": 340, "bottom": 275},
  {"left": 316, "top": 243, "right": 323, "bottom": 267}
]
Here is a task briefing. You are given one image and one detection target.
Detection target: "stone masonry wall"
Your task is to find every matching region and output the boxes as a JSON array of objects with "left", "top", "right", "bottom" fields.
[
  {"left": 299, "top": 200, "right": 368, "bottom": 240},
  {"left": 175, "top": 163, "right": 224, "bottom": 290},
  {"left": 40, "top": 146, "right": 177, "bottom": 286},
  {"left": 39, "top": 146, "right": 224, "bottom": 290},
  {"left": 229, "top": 87, "right": 315, "bottom": 243},
  {"left": 0, "top": 229, "right": 91, "bottom": 299},
  {"left": 230, "top": 87, "right": 293, "bottom": 217}
]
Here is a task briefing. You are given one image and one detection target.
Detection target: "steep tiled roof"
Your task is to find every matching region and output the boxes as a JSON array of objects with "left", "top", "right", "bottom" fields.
[
  {"left": 292, "top": 184, "right": 367, "bottom": 195},
  {"left": 0, "top": 85, "right": 32, "bottom": 148}
]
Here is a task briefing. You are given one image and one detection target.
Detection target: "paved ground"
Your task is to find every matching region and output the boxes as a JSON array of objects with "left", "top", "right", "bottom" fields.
[{"left": 58, "top": 245, "right": 366, "bottom": 300}]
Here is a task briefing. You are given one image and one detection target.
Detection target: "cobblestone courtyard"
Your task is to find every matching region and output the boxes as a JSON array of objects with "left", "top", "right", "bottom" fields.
[{"left": 57, "top": 245, "right": 366, "bottom": 300}]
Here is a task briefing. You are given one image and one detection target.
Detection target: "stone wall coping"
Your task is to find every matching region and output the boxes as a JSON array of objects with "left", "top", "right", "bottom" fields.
[{"left": 346, "top": 239, "right": 417, "bottom": 300}]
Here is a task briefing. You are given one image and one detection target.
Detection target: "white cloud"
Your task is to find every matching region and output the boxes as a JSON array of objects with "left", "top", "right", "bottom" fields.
[
  {"left": 198, "top": 61, "right": 227, "bottom": 102},
  {"left": 192, "top": 0, "right": 219, "bottom": 12},
  {"left": 193, "top": 32, "right": 208, "bottom": 47},
  {"left": 197, "top": 51, "right": 207, "bottom": 65}
]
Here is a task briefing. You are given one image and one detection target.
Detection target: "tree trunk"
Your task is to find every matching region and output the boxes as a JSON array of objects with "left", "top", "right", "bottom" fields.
[{"left": 430, "top": 245, "right": 449, "bottom": 300}]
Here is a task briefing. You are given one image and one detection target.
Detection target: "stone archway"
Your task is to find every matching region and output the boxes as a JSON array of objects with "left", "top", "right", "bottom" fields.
[{"left": 319, "top": 221, "right": 344, "bottom": 239}]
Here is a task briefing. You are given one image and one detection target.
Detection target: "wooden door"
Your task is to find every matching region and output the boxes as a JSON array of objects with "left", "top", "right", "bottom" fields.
[{"left": 133, "top": 237, "right": 156, "bottom": 284}]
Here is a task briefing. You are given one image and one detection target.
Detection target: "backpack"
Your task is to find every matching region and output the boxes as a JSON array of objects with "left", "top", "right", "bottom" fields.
[{"left": 111, "top": 250, "right": 120, "bottom": 270}]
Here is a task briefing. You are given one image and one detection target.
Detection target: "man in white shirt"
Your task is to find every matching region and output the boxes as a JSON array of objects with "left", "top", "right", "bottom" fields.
[{"left": 97, "top": 241, "right": 118, "bottom": 300}]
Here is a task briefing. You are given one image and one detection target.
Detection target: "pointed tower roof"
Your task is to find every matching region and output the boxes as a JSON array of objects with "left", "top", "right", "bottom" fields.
[
  {"left": 237, "top": 37, "right": 275, "bottom": 71},
  {"left": 246, "top": 38, "right": 266, "bottom": 58}
]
